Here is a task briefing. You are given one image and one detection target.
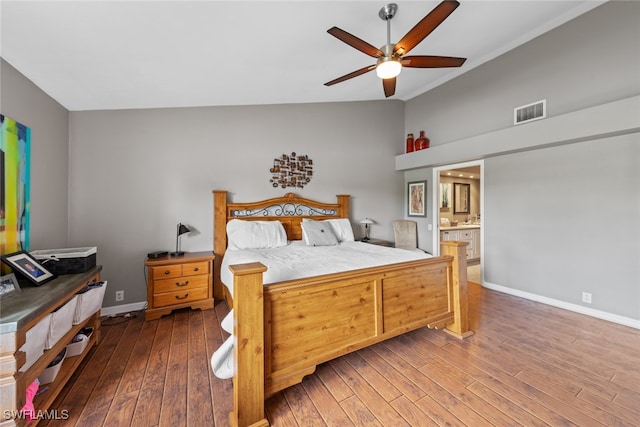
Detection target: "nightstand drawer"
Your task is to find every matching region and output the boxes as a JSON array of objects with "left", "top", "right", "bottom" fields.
[
  {"left": 153, "top": 287, "right": 209, "bottom": 308},
  {"left": 182, "top": 261, "right": 209, "bottom": 276},
  {"left": 154, "top": 275, "right": 208, "bottom": 294},
  {"left": 152, "top": 265, "right": 182, "bottom": 279}
]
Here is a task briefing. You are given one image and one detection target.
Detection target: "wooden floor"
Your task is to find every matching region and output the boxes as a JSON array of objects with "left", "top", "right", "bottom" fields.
[{"left": 42, "top": 282, "right": 640, "bottom": 426}]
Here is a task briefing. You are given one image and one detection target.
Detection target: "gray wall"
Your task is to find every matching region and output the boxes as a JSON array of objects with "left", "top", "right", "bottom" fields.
[
  {"left": 403, "top": 1, "right": 640, "bottom": 320},
  {"left": 0, "top": 59, "right": 69, "bottom": 250},
  {"left": 68, "top": 101, "right": 405, "bottom": 306}
]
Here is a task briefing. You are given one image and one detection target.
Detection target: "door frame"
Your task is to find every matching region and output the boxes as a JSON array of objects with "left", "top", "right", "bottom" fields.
[{"left": 432, "top": 160, "right": 484, "bottom": 278}]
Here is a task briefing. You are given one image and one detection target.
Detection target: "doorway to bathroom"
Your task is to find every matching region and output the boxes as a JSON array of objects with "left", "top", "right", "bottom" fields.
[{"left": 433, "top": 160, "right": 483, "bottom": 284}]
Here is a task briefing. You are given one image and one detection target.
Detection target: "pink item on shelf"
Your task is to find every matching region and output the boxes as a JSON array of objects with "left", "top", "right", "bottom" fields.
[{"left": 21, "top": 379, "right": 40, "bottom": 421}]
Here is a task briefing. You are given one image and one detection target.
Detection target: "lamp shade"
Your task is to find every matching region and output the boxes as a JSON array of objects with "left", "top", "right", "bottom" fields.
[
  {"left": 177, "top": 223, "right": 191, "bottom": 236},
  {"left": 360, "top": 218, "right": 374, "bottom": 225},
  {"left": 376, "top": 59, "right": 401, "bottom": 79}
]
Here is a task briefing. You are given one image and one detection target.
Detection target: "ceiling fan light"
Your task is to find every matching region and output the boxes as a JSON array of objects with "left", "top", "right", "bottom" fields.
[{"left": 376, "top": 59, "right": 401, "bottom": 79}]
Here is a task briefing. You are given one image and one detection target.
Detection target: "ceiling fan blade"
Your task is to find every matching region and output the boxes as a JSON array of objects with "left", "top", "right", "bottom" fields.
[
  {"left": 402, "top": 55, "right": 466, "bottom": 68},
  {"left": 382, "top": 77, "right": 396, "bottom": 98},
  {"left": 324, "top": 65, "right": 376, "bottom": 86},
  {"left": 394, "top": 0, "right": 460, "bottom": 56},
  {"left": 327, "top": 27, "right": 384, "bottom": 58}
]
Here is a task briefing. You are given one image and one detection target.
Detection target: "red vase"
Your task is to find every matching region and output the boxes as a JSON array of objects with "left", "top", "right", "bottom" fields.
[
  {"left": 415, "top": 131, "right": 430, "bottom": 150},
  {"left": 406, "top": 133, "right": 414, "bottom": 153}
]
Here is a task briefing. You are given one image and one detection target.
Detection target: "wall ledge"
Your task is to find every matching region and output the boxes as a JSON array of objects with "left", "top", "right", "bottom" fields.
[{"left": 396, "top": 95, "right": 640, "bottom": 171}]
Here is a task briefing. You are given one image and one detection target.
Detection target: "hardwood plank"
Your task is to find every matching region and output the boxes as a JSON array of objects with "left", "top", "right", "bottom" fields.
[
  {"left": 74, "top": 315, "right": 144, "bottom": 425},
  {"left": 159, "top": 310, "right": 189, "bottom": 427},
  {"left": 330, "top": 358, "right": 411, "bottom": 426},
  {"left": 203, "top": 304, "right": 233, "bottom": 427},
  {"left": 42, "top": 318, "right": 130, "bottom": 426},
  {"left": 466, "top": 381, "right": 550, "bottom": 427},
  {"left": 282, "top": 383, "right": 327, "bottom": 426},
  {"left": 104, "top": 390, "right": 138, "bottom": 426},
  {"left": 187, "top": 310, "right": 214, "bottom": 426},
  {"left": 356, "top": 346, "right": 426, "bottom": 402},
  {"left": 342, "top": 351, "right": 402, "bottom": 402},
  {"left": 130, "top": 316, "right": 173, "bottom": 427},
  {"left": 265, "top": 392, "right": 299, "bottom": 426},
  {"left": 315, "top": 363, "right": 353, "bottom": 402},
  {"left": 389, "top": 395, "right": 446, "bottom": 426},
  {"left": 577, "top": 389, "right": 640, "bottom": 426},
  {"left": 339, "top": 395, "right": 383, "bottom": 427},
  {"left": 116, "top": 316, "right": 158, "bottom": 396},
  {"left": 300, "top": 371, "right": 354, "bottom": 427}
]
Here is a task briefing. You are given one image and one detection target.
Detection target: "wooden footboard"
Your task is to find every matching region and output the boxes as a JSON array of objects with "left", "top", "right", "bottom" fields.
[{"left": 229, "top": 241, "right": 472, "bottom": 427}]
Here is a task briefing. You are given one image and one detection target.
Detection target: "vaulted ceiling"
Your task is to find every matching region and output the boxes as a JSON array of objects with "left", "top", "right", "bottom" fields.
[{"left": 0, "top": 1, "right": 604, "bottom": 111}]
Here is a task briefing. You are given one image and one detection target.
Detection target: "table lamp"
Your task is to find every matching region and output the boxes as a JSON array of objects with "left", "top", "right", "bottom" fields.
[
  {"left": 171, "top": 223, "right": 191, "bottom": 256},
  {"left": 360, "top": 218, "right": 374, "bottom": 242}
]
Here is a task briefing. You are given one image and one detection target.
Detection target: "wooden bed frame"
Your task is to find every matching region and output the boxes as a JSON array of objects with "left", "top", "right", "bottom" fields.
[{"left": 213, "top": 190, "right": 473, "bottom": 427}]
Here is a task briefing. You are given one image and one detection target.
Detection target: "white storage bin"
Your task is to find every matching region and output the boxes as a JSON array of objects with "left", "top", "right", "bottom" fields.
[
  {"left": 73, "top": 281, "right": 107, "bottom": 325},
  {"left": 37, "top": 347, "right": 66, "bottom": 385},
  {"left": 45, "top": 296, "right": 78, "bottom": 349},
  {"left": 20, "top": 314, "right": 52, "bottom": 372},
  {"left": 66, "top": 327, "right": 94, "bottom": 357}
]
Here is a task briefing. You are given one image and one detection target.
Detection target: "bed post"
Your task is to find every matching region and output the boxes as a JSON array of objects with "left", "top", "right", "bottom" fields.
[
  {"left": 336, "top": 194, "right": 349, "bottom": 218},
  {"left": 213, "top": 190, "right": 228, "bottom": 300},
  {"left": 440, "top": 241, "right": 474, "bottom": 339},
  {"left": 229, "top": 262, "right": 269, "bottom": 427}
]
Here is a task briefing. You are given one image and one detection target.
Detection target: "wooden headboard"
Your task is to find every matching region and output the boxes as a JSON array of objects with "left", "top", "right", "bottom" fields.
[{"left": 212, "top": 190, "right": 350, "bottom": 299}]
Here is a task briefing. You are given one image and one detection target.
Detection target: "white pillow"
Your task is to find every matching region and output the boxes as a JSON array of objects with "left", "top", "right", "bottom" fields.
[
  {"left": 302, "top": 218, "right": 355, "bottom": 242},
  {"left": 324, "top": 218, "right": 355, "bottom": 242},
  {"left": 226, "top": 219, "right": 288, "bottom": 250},
  {"left": 301, "top": 220, "right": 339, "bottom": 246}
]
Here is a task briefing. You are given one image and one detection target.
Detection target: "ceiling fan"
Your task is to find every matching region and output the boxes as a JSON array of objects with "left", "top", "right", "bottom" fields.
[{"left": 324, "top": 0, "right": 467, "bottom": 98}]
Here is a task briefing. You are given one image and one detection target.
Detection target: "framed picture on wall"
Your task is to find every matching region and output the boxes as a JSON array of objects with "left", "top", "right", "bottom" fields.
[
  {"left": 408, "top": 181, "right": 427, "bottom": 217},
  {"left": 453, "top": 182, "right": 471, "bottom": 214},
  {"left": 439, "top": 183, "right": 452, "bottom": 209},
  {"left": 1, "top": 251, "right": 56, "bottom": 286}
]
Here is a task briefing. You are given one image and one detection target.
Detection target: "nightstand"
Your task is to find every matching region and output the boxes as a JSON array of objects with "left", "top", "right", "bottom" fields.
[
  {"left": 361, "top": 238, "right": 394, "bottom": 247},
  {"left": 145, "top": 251, "right": 214, "bottom": 321}
]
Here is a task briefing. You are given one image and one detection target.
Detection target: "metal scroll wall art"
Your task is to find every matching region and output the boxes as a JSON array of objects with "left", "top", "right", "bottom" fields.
[{"left": 269, "top": 152, "right": 313, "bottom": 189}]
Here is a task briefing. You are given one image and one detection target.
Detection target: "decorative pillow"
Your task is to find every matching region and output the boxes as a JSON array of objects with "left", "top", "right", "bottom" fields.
[
  {"left": 301, "top": 220, "right": 339, "bottom": 246},
  {"left": 226, "top": 219, "right": 288, "bottom": 250},
  {"left": 302, "top": 218, "right": 355, "bottom": 242},
  {"left": 324, "top": 218, "right": 355, "bottom": 242}
]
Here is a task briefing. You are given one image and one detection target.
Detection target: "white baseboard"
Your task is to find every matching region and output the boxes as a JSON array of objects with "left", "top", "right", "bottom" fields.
[
  {"left": 482, "top": 281, "right": 640, "bottom": 330},
  {"left": 101, "top": 301, "right": 147, "bottom": 317}
]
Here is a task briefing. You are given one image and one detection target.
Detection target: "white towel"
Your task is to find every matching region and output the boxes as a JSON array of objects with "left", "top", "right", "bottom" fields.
[
  {"left": 211, "top": 335, "right": 235, "bottom": 379},
  {"left": 221, "top": 309, "right": 234, "bottom": 334}
]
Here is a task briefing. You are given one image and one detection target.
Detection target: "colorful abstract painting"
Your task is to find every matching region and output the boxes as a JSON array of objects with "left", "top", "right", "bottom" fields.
[{"left": 1, "top": 114, "right": 31, "bottom": 259}]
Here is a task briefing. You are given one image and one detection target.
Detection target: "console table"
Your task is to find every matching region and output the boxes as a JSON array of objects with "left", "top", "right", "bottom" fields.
[{"left": 0, "top": 267, "right": 102, "bottom": 426}]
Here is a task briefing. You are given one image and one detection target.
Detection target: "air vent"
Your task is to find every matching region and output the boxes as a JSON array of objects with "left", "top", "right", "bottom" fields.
[{"left": 514, "top": 99, "right": 546, "bottom": 125}]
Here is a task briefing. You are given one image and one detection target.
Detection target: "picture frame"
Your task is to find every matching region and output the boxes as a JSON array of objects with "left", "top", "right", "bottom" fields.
[
  {"left": 408, "top": 181, "right": 427, "bottom": 217},
  {"left": 0, "top": 273, "right": 21, "bottom": 298},
  {"left": 439, "top": 182, "right": 452, "bottom": 209},
  {"left": 1, "top": 251, "right": 56, "bottom": 286},
  {"left": 453, "top": 182, "right": 471, "bottom": 214}
]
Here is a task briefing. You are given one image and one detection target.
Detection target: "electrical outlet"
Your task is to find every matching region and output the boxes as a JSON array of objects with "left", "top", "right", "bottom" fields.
[
  {"left": 115, "top": 290, "right": 124, "bottom": 302},
  {"left": 582, "top": 292, "right": 592, "bottom": 304}
]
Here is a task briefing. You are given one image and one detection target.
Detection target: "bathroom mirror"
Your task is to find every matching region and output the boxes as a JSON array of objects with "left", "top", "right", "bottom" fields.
[{"left": 453, "top": 183, "right": 470, "bottom": 214}]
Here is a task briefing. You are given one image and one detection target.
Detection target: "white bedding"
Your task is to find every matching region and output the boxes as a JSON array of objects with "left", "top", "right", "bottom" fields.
[{"left": 220, "top": 241, "right": 431, "bottom": 294}]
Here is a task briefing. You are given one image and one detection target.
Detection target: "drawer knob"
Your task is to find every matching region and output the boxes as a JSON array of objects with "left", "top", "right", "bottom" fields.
[
  {"left": 176, "top": 281, "right": 189, "bottom": 287},
  {"left": 175, "top": 293, "right": 189, "bottom": 300},
  {"left": 193, "top": 267, "right": 199, "bottom": 272},
  {"left": 164, "top": 270, "right": 170, "bottom": 275}
]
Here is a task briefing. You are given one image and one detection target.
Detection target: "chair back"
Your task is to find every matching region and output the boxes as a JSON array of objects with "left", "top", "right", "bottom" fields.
[{"left": 392, "top": 220, "right": 418, "bottom": 249}]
